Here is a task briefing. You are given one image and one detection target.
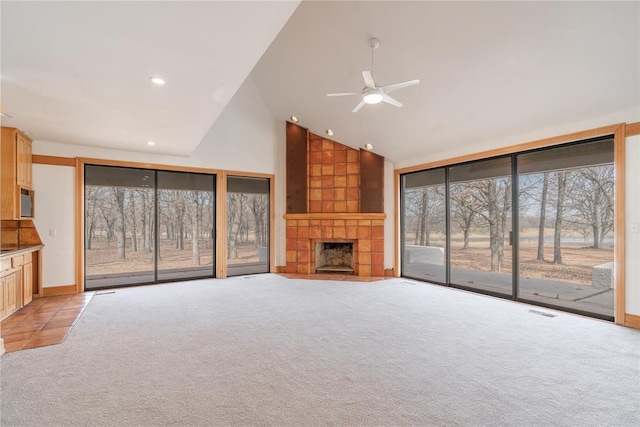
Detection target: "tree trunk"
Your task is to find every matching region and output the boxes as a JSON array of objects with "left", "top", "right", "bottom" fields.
[
  {"left": 227, "top": 196, "right": 242, "bottom": 259},
  {"left": 192, "top": 191, "right": 201, "bottom": 265},
  {"left": 537, "top": 172, "right": 549, "bottom": 261},
  {"left": 113, "top": 188, "right": 126, "bottom": 260},
  {"left": 498, "top": 178, "right": 511, "bottom": 267},
  {"left": 592, "top": 201, "right": 602, "bottom": 249},
  {"left": 553, "top": 171, "right": 567, "bottom": 264},
  {"left": 488, "top": 180, "right": 500, "bottom": 271},
  {"left": 129, "top": 190, "right": 138, "bottom": 252}
]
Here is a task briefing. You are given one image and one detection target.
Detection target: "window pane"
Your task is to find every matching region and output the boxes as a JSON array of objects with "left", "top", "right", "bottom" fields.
[
  {"left": 449, "top": 157, "right": 512, "bottom": 296},
  {"left": 517, "top": 141, "right": 614, "bottom": 317},
  {"left": 84, "top": 165, "right": 156, "bottom": 289},
  {"left": 227, "top": 176, "right": 270, "bottom": 276},
  {"left": 157, "top": 171, "right": 215, "bottom": 281},
  {"left": 401, "top": 169, "right": 446, "bottom": 283}
]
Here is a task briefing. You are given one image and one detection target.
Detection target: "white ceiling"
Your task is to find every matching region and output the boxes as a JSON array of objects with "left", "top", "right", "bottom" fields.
[
  {"left": 1, "top": 1, "right": 638, "bottom": 165},
  {"left": 252, "top": 1, "right": 639, "bottom": 164},
  {"left": 0, "top": 1, "right": 299, "bottom": 156}
]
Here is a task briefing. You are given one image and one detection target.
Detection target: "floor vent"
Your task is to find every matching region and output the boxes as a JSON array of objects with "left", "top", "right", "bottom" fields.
[
  {"left": 528, "top": 309, "right": 557, "bottom": 318},
  {"left": 94, "top": 291, "right": 116, "bottom": 296}
]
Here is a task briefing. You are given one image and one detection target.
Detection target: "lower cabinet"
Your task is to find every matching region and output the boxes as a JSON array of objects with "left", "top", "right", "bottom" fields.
[
  {"left": 1, "top": 250, "right": 37, "bottom": 320},
  {"left": 1, "top": 270, "right": 20, "bottom": 319}
]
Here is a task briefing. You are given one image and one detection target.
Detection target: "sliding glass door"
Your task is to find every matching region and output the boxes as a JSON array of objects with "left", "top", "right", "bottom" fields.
[
  {"left": 84, "top": 165, "right": 215, "bottom": 289},
  {"left": 399, "top": 136, "right": 615, "bottom": 320},
  {"left": 157, "top": 171, "right": 215, "bottom": 281},
  {"left": 401, "top": 169, "right": 446, "bottom": 283},
  {"left": 226, "top": 176, "right": 270, "bottom": 276},
  {"left": 449, "top": 157, "right": 513, "bottom": 296},
  {"left": 517, "top": 140, "right": 614, "bottom": 317}
]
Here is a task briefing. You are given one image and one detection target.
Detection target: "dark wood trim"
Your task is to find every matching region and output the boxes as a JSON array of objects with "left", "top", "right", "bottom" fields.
[
  {"left": 359, "top": 150, "right": 385, "bottom": 213},
  {"left": 32, "top": 155, "right": 75, "bottom": 167},
  {"left": 285, "top": 122, "right": 308, "bottom": 213}
]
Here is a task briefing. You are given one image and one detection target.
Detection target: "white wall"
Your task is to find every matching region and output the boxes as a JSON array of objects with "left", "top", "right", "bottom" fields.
[
  {"left": 32, "top": 75, "right": 282, "bottom": 287},
  {"left": 626, "top": 135, "right": 640, "bottom": 315},
  {"left": 32, "top": 164, "right": 76, "bottom": 288}
]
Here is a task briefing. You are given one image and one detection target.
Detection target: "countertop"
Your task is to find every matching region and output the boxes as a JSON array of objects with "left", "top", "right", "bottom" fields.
[{"left": 0, "top": 244, "right": 44, "bottom": 258}]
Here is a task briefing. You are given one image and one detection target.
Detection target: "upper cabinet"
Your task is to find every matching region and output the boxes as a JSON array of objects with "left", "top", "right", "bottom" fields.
[
  {"left": 1, "top": 127, "right": 34, "bottom": 220},
  {"left": 15, "top": 131, "right": 33, "bottom": 189}
]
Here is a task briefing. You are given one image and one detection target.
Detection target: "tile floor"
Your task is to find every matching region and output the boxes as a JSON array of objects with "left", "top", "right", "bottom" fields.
[{"left": 1, "top": 292, "right": 94, "bottom": 353}]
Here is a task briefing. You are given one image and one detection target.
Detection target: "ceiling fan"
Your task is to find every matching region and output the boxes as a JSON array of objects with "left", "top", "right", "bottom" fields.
[{"left": 327, "top": 38, "right": 420, "bottom": 113}]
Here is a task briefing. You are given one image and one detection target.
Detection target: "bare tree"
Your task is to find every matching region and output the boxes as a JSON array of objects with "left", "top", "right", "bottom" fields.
[
  {"left": 566, "top": 166, "right": 614, "bottom": 249},
  {"left": 127, "top": 189, "right": 138, "bottom": 252},
  {"left": 85, "top": 187, "right": 99, "bottom": 250},
  {"left": 537, "top": 172, "right": 549, "bottom": 261},
  {"left": 449, "top": 183, "right": 479, "bottom": 250},
  {"left": 227, "top": 193, "right": 245, "bottom": 259},
  {"left": 553, "top": 171, "right": 568, "bottom": 264},
  {"left": 112, "top": 187, "right": 127, "bottom": 260},
  {"left": 191, "top": 191, "right": 201, "bottom": 265}
]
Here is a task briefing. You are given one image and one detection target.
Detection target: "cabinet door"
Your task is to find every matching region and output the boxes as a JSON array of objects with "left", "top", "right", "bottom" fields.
[
  {"left": 0, "top": 275, "right": 6, "bottom": 319},
  {"left": 23, "top": 262, "right": 33, "bottom": 305},
  {"left": 4, "top": 271, "right": 19, "bottom": 314},
  {"left": 16, "top": 133, "right": 33, "bottom": 189}
]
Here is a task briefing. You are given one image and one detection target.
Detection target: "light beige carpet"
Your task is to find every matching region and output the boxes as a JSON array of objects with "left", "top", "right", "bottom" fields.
[{"left": 1, "top": 274, "right": 639, "bottom": 426}]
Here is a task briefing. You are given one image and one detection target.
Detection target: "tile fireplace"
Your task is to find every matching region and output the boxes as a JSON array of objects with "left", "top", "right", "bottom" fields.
[{"left": 285, "top": 122, "right": 385, "bottom": 277}]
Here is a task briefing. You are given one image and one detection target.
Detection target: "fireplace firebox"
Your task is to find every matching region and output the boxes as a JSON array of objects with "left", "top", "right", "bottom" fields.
[{"left": 315, "top": 242, "right": 354, "bottom": 274}]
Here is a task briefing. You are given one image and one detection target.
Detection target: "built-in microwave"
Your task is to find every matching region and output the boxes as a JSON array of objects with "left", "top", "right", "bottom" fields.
[{"left": 19, "top": 188, "right": 34, "bottom": 218}]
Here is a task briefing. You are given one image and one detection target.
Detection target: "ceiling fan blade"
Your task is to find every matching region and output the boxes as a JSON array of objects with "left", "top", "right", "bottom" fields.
[
  {"left": 380, "top": 79, "right": 420, "bottom": 94},
  {"left": 362, "top": 71, "right": 375, "bottom": 89},
  {"left": 327, "top": 92, "right": 359, "bottom": 97},
  {"left": 381, "top": 93, "right": 403, "bottom": 108},
  {"left": 352, "top": 100, "right": 366, "bottom": 113}
]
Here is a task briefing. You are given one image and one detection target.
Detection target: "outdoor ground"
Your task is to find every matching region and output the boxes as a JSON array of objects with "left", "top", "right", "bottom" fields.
[
  {"left": 449, "top": 242, "right": 613, "bottom": 286},
  {"left": 85, "top": 238, "right": 258, "bottom": 277}
]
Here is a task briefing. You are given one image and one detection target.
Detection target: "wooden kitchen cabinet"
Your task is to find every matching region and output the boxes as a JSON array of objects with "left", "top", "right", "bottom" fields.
[
  {"left": 22, "top": 254, "right": 33, "bottom": 305},
  {"left": 16, "top": 131, "right": 33, "bottom": 188},
  {"left": 1, "top": 269, "right": 20, "bottom": 319},
  {"left": 1, "top": 127, "right": 34, "bottom": 220},
  {"left": 0, "top": 248, "right": 39, "bottom": 320}
]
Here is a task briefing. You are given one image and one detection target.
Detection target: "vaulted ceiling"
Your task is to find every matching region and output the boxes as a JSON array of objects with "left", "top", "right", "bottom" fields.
[{"left": 2, "top": 1, "right": 638, "bottom": 165}]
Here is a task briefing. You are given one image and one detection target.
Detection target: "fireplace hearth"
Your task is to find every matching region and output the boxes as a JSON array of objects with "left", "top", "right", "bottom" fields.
[{"left": 316, "top": 242, "right": 354, "bottom": 274}]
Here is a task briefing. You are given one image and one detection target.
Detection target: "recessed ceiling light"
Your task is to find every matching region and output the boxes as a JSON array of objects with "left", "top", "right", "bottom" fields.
[
  {"left": 290, "top": 116, "right": 299, "bottom": 123},
  {"left": 149, "top": 77, "right": 166, "bottom": 85},
  {"left": 326, "top": 129, "right": 334, "bottom": 136},
  {"left": 364, "top": 143, "right": 374, "bottom": 151},
  {"left": 147, "top": 141, "right": 156, "bottom": 146}
]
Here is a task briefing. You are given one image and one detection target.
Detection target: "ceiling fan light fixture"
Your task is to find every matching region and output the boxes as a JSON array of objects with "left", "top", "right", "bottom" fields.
[
  {"left": 149, "top": 76, "right": 166, "bottom": 85},
  {"left": 363, "top": 92, "right": 383, "bottom": 104}
]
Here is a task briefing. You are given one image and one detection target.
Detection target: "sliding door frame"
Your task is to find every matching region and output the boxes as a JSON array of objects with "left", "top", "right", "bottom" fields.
[
  {"left": 76, "top": 158, "right": 275, "bottom": 291},
  {"left": 395, "top": 123, "right": 626, "bottom": 324}
]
